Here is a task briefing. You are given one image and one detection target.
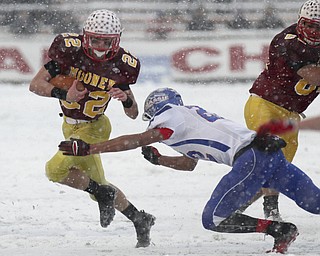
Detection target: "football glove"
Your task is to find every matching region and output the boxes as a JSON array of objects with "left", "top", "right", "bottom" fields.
[
  {"left": 257, "top": 119, "right": 297, "bottom": 136},
  {"left": 59, "top": 138, "right": 90, "bottom": 156},
  {"left": 141, "top": 146, "right": 161, "bottom": 165},
  {"left": 253, "top": 134, "right": 287, "bottom": 153}
]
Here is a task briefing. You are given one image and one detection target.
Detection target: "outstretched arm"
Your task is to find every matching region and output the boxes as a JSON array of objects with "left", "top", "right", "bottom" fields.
[
  {"left": 108, "top": 87, "right": 138, "bottom": 119},
  {"left": 299, "top": 116, "right": 320, "bottom": 130},
  {"left": 141, "top": 146, "right": 198, "bottom": 171},
  {"left": 297, "top": 64, "right": 320, "bottom": 87},
  {"left": 59, "top": 129, "right": 164, "bottom": 155},
  {"left": 59, "top": 130, "right": 198, "bottom": 171},
  {"left": 158, "top": 155, "right": 198, "bottom": 171},
  {"left": 91, "top": 129, "right": 162, "bottom": 153},
  {"left": 29, "top": 67, "right": 55, "bottom": 97}
]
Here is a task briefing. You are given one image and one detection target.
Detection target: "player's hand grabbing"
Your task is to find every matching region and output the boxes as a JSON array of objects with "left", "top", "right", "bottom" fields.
[
  {"left": 257, "top": 119, "right": 297, "bottom": 136},
  {"left": 66, "top": 80, "right": 87, "bottom": 102},
  {"left": 59, "top": 138, "right": 90, "bottom": 156},
  {"left": 108, "top": 87, "right": 128, "bottom": 102},
  {"left": 253, "top": 134, "right": 287, "bottom": 152},
  {"left": 141, "top": 146, "right": 161, "bottom": 165}
]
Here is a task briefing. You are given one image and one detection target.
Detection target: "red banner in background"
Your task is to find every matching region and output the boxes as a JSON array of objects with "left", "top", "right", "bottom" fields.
[{"left": 0, "top": 39, "right": 270, "bottom": 83}]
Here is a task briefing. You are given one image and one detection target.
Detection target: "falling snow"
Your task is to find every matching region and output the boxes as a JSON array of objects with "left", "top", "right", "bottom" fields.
[{"left": 1, "top": 82, "right": 320, "bottom": 256}]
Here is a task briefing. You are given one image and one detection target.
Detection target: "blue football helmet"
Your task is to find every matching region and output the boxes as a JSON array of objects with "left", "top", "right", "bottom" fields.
[{"left": 142, "top": 88, "right": 184, "bottom": 121}]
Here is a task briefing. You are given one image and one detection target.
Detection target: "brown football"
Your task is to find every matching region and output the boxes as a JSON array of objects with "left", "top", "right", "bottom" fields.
[{"left": 49, "top": 75, "right": 85, "bottom": 91}]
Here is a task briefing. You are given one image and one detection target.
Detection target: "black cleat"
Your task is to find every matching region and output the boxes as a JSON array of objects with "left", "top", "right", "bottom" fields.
[
  {"left": 263, "top": 195, "right": 283, "bottom": 221},
  {"left": 133, "top": 210, "right": 156, "bottom": 248},
  {"left": 266, "top": 222, "right": 299, "bottom": 254},
  {"left": 264, "top": 209, "right": 283, "bottom": 222},
  {"left": 95, "top": 185, "right": 116, "bottom": 228}
]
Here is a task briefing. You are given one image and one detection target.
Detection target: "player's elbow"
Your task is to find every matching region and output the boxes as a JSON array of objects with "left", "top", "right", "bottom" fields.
[
  {"left": 131, "top": 112, "right": 139, "bottom": 119},
  {"left": 187, "top": 163, "right": 197, "bottom": 171},
  {"left": 29, "top": 80, "right": 36, "bottom": 92},
  {"left": 29, "top": 78, "right": 44, "bottom": 94},
  {"left": 182, "top": 158, "right": 198, "bottom": 171},
  {"left": 125, "top": 109, "right": 138, "bottom": 119}
]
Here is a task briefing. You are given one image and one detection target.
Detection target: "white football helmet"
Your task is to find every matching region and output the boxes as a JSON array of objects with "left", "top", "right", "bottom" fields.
[
  {"left": 83, "top": 10, "right": 123, "bottom": 61},
  {"left": 297, "top": 0, "right": 320, "bottom": 46}
]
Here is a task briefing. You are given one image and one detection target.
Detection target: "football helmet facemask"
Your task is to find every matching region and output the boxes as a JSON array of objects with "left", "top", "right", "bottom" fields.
[
  {"left": 297, "top": 0, "right": 320, "bottom": 46},
  {"left": 142, "top": 88, "right": 184, "bottom": 121},
  {"left": 83, "top": 10, "right": 122, "bottom": 61}
]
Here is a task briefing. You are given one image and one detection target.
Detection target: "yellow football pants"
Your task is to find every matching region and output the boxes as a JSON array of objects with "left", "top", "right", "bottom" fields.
[
  {"left": 46, "top": 115, "right": 112, "bottom": 183},
  {"left": 244, "top": 95, "right": 300, "bottom": 162}
]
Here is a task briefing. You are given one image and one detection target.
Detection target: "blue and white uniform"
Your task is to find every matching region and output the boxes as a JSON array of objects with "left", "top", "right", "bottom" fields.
[
  {"left": 148, "top": 104, "right": 256, "bottom": 166},
  {"left": 148, "top": 104, "right": 320, "bottom": 230}
]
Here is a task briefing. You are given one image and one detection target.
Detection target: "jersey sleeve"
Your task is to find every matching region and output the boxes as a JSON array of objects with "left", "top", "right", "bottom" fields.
[
  {"left": 147, "top": 105, "right": 185, "bottom": 141},
  {"left": 271, "top": 27, "right": 318, "bottom": 72},
  {"left": 114, "top": 48, "right": 141, "bottom": 87},
  {"left": 282, "top": 42, "right": 316, "bottom": 71},
  {"left": 156, "top": 128, "right": 174, "bottom": 140},
  {"left": 47, "top": 33, "right": 82, "bottom": 73},
  {"left": 116, "top": 84, "right": 131, "bottom": 91}
]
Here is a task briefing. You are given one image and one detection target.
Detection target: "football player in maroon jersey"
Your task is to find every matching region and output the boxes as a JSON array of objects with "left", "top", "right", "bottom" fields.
[
  {"left": 241, "top": 0, "right": 320, "bottom": 221},
  {"left": 29, "top": 9, "right": 155, "bottom": 247},
  {"left": 58, "top": 88, "right": 320, "bottom": 254}
]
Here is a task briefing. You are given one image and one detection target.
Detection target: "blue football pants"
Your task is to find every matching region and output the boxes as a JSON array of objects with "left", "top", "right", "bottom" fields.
[{"left": 202, "top": 147, "right": 320, "bottom": 230}]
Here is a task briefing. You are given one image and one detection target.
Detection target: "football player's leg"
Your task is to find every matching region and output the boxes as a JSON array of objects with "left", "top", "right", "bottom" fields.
[
  {"left": 236, "top": 189, "right": 263, "bottom": 213},
  {"left": 244, "top": 95, "right": 272, "bottom": 131},
  {"left": 46, "top": 152, "right": 116, "bottom": 227},
  {"left": 244, "top": 96, "right": 290, "bottom": 219},
  {"left": 202, "top": 148, "right": 275, "bottom": 230},
  {"left": 267, "top": 162, "right": 320, "bottom": 214},
  {"left": 45, "top": 150, "right": 100, "bottom": 190},
  {"left": 201, "top": 150, "right": 299, "bottom": 253},
  {"left": 212, "top": 212, "right": 298, "bottom": 254},
  {"left": 46, "top": 150, "right": 77, "bottom": 183},
  {"left": 75, "top": 118, "right": 155, "bottom": 246},
  {"left": 244, "top": 96, "right": 275, "bottom": 214},
  {"left": 261, "top": 112, "right": 299, "bottom": 220},
  {"left": 280, "top": 125, "right": 299, "bottom": 163},
  {"left": 120, "top": 200, "right": 156, "bottom": 248},
  {"left": 85, "top": 154, "right": 155, "bottom": 247},
  {"left": 62, "top": 115, "right": 112, "bottom": 144},
  {"left": 86, "top": 155, "right": 156, "bottom": 247}
]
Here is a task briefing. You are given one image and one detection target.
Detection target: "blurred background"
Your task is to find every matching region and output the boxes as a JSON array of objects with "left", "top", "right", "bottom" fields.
[
  {"left": 0, "top": 0, "right": 300, "bottom": 40},
  {"left": 2, "top": 3, "right": 320, "bottom": 256},
  {"left": 0, "top": 0, "right": 303, "bottom": 83}
]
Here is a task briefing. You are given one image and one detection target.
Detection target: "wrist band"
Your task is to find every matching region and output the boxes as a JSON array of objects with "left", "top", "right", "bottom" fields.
[
  {"left": 51, "top": 87, "right": 67, "bottom": 100},
  {"left": 122, "top": 96, "right": 133, "bottom": 108}
]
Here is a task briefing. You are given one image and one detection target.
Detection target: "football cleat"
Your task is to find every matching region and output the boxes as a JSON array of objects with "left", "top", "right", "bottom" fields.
[
  {"left": 133, "top": 210, "right": 156, "bottom": 248},
  {"left": 94, "top": 185, "right": 116, "bottom": 228},
  {"left": 263, "top": 195, "right": 283, "bottom": 222},
  {"left": 265, "top": 209, "right": 283, "bottom": 222},
  {"left": 266, "top": 222, "right": 299, "bottom": 254}
]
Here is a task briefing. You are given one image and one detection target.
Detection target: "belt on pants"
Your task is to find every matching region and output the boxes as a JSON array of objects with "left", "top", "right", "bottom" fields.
[
  {"left": 65, "top": 117, "right": 98, "bottom": 125},
  {"left": 233, "top": 140, "right": 255, "bottom": 164}
]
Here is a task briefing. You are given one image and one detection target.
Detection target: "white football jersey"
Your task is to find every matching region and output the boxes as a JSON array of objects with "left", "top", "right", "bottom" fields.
[{"left": 148, "top": 104, "right": 256, "bottom": 166}]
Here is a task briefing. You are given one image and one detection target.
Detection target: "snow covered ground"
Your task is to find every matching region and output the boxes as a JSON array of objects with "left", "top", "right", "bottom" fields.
[{"left": 1, "top": 82, "right": 320, "bottom": 256}]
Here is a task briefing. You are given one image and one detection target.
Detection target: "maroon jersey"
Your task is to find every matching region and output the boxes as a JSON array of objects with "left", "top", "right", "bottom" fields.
[
  {"left": 249, "top": 24, "right": 320, "bottom": 113},
  {"left": 47, "top": 33, "right": 140, "bottom": 120}
]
